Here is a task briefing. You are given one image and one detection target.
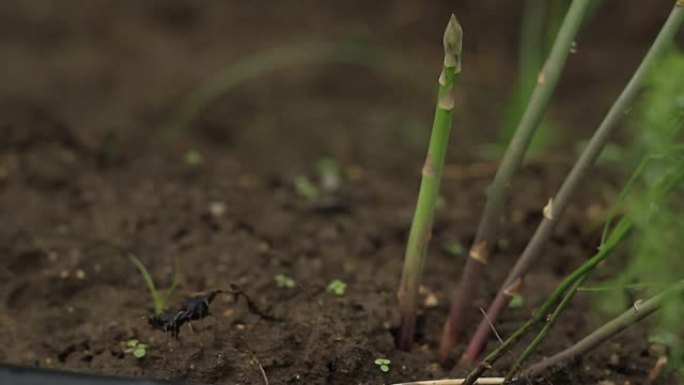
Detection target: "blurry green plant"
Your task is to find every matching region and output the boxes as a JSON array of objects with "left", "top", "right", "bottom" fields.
[
  {"left": 274, "top": 274, "right": 296, "bottom": 289},
  {"left": 184, "top": 149, "right": 203, "bottom": 166},
  {"left": 327, "top": 279, "right": 347, "bottom": 296},
  {"left": 489, "top": 0, "right": 560, "bottom": 158},
  {"left": 316, "top": 157, "right": 342, "bottom": 192},
  {"left": 508, "top": 293, "right": 525, "bottom": 309},
  {"left": 294, "top": 157, "right": 345, "bottom": 201},
  {"left": 294, "top": 175, "right": 320, "bottom": 200},
  {"left": 490, "top": 0, "right": 605, "bottom": 158},
  {"left": 442, "top": 241, "right": 465, "bottom": 257},
  {"left": 128, "top": 254, "right": 181, "bottom": 315},
  {"left": 597, "top": 47, "right": 684, "bottom": 371}
]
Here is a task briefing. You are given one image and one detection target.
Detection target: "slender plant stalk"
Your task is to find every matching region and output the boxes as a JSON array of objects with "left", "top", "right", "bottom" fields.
[
  {"left": 397, "top": 15, "right": 463, "bottom": 350},
  {"left": 505, "top": 274, "right": 587, "bottom": 380},
  {"left": 522, "top": 280, "right": 684, "bottom": 379},
  {"left": 461, "top": 2, "right": 684, "bottom": 365},
  {"left": 439, "top": 0, "right": 592, "bottom": 361},
  {"left": 129, "top": 254, "right": 181, "bottom": 315},
  {"left": 464, "top": 154, "right": 684, "bottom": 385},
  {"left": 505, "top": 153, "right": 662, "bottom": 378},
  {"left": 461, "top": 217, "right": 633, "bottom": 385}
]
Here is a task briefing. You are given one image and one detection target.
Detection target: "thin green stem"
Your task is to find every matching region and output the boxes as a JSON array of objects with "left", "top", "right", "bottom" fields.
[
  {"left": 129, "top": 254, "right": 181, "bottom": 315},
  {"left": 461, "top": 217, "right": 632, "bottom": 385},
  {"left": 600, "top": 156, "right": 651, "bottom": 244},
  {"left": 397, "top": 15, "right": 462, "bottom": 350},
  {"left": 462, "top": 2, "right": 684, "bottom": 366},
  {"left": 523, "top": 280, "right": 684, "bottom": 379},
  {"left": 441, "top": 0, "right": 592, "bottom": 361},
  {"left": 506, "top": 274, "right": 587, "bottom": 380},
  {"left": 465, "top": 144, "right": 684, "bottom": 385},
  {"left": 128, "top": 254, "right": 163, "bottom": 315}
]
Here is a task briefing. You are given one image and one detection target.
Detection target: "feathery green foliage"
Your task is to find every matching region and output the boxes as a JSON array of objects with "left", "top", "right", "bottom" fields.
[{"left": 598, "top": 48, "right": 684, "bottom": 371}]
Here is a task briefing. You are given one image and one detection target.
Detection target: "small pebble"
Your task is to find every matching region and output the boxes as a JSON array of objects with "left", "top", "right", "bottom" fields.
[
  {"left": 76, "top": 269, "right": 86, "bottom": 280},
  {"left": 208, "top": 202, "right": 226, "bottom": 217},
  {"left": 258, "top": 242, "right": 270, "bottom": 253}
]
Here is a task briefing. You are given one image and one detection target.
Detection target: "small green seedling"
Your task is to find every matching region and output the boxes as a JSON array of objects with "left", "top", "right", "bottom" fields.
[
  {"left": 374, "top": 358, "right": 391, "bottom": 373},
  {"left": 128, "top": 254, "right": 180, "bottom": 315},
  {"left": 442, "top": 241, "right": 465, "bottom": 257},
  {"left": 185, "top": 149, "right": 203, "bottom": 166},
  {"left": 275, "top": 274, "right": 296, "bottom": 289},
  {"left": 316, "top": 157, "right": 342, "bottom": 192},
  {"left": 508, "top": 293, "right": 525, "bottom": 309},
  {"left": 124, "top": 339, "right": 148, "bottom": 359},
  {"left": 294, "top": 175, "right": 320, "bottom": 200},
  {"left": 497, "top": 238, "right": 511, "bottom": 251},
  {"left": 327, "top": 279, "right": 347, "bottom": 296}
]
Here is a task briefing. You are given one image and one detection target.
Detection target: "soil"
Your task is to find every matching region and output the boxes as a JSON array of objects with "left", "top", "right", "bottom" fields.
[{"left": 0, "top": 1, "right": 680, "bottom": 385}]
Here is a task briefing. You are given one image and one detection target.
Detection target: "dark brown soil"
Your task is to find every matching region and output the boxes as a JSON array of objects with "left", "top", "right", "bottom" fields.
[{"left": 0, "top": 1, "right": 680, "bottom": 384}]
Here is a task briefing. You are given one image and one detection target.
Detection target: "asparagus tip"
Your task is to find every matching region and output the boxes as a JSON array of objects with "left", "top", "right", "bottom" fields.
[{"left": 443, "top": 14, "right": 463, "bottom": 68}]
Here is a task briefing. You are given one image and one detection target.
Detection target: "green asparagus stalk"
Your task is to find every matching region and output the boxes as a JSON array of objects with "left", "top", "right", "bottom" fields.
[
  {"left": 397, "top": 15, "right": 462, "bottom": 350},
  {"left": 461, "top": 216, "right": 633, "bottom": 385},
  {"left": 506, "top": 156, "right": 684, "bottom": 380},
  {"left": 460, "top": 0, "right": 684, "bottom": 367},
  {"left": 464, "top": 151, "right": 684, "bottom": 385},
  {"left": 439, "top": 0, "right": 592, "bottom": 362}
]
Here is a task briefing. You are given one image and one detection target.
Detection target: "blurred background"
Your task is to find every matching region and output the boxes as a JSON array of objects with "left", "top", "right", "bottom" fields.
[
  {"left": 1, "top": 2, "right": 684, "bottom": 383},
  {"left": 0, "top": 0, "right": 679, "bottom": 176}
]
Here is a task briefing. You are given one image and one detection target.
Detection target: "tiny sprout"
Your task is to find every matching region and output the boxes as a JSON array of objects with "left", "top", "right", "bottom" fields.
[
  {"left": 124, "top": 339, "right": 148, "bottom": 359},
  {"left": 508, "top": 293, "right": 525, "bottom": 309},
  {"left": 497, "top": 238, "right": 511, "bottom": 251},
  {"left": 374, "top": 357, "right": 391, "bottom": 372},
  {"left": 185, "top": 149, "right": 203, "bottom": 166},
  {"left": 316, "top": 157, "right": 342, "bottom": 192},
  {"left": 327, "top": 279, "right": 347, "bottom": 296},
  {"left": 275, "top": 274, "right": 296, "bottom": 289},
  {"left": 442, "top": 241, "right": 465, "bottom": 256},
  {"left": 294, "top": 175, "right": 320, "bottom": 200}
]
